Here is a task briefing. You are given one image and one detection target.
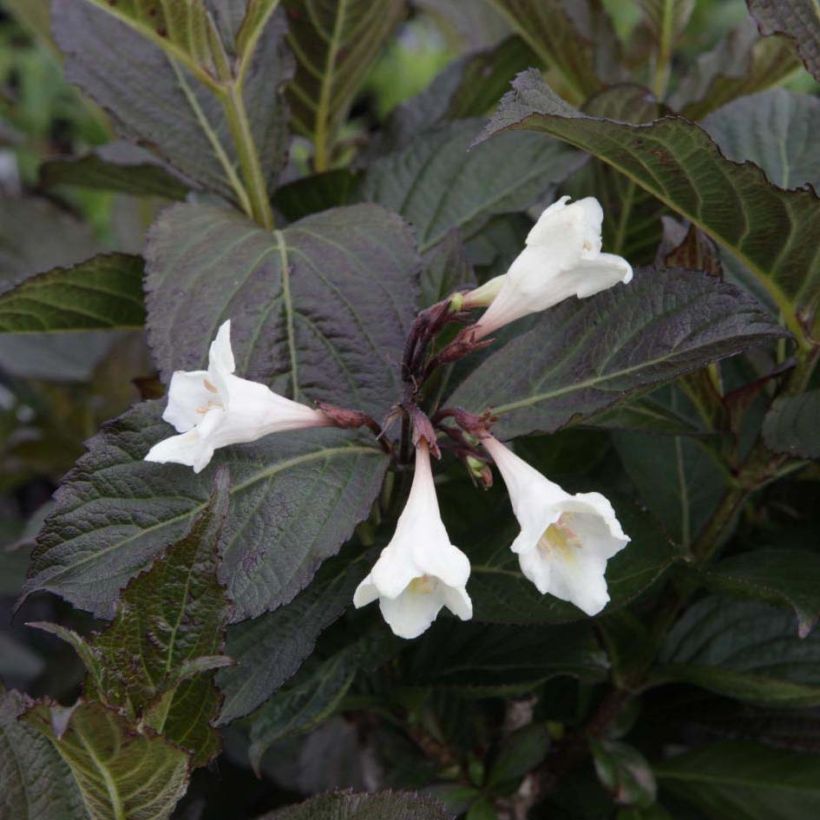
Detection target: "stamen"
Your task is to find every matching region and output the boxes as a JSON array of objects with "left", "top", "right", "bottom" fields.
[
  {"left": 408, "top": 575, "right": 436, "bottom": 595},
  {"left": 203, "top": 378, "right": 219, "bottom": 393},
  {"left": 537, "top": 514, "right": 581, "bottom": 557}
]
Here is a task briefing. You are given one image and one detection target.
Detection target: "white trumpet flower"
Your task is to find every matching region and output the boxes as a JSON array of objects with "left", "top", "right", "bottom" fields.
[
  {"left": 354, "top": 441, "right": 472, "bottom": 639},
  {"left": 145, "top": 320, "right": 330, "bottom": 473},
  {"left": 464, "top": 196, "right": 632, "bottom": 339},
  {"left": 483, "top": 436, "right": 629, "bottom": 616}
]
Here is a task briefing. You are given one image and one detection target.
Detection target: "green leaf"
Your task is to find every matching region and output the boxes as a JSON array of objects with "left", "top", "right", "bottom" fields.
[
  {"left": 702, "top": 89, "right": 819, "bottom": 191},
  {"left": 361, "top": 119, "right": 585, "bottom": 254},
  {"left": 469, "top": 497, "right": 678, "bottom": 624},
  {"left": 658, "top": 596, "right": 820, "bottom": 707},
  {"left": 259, "top": 790, "right": 453, "bottom": 820},
  {"left": 637, "top": 0, "right": 694, "bottom": 46},
  {"left": 217, "top": 546, "right": 369, "bottom": 724},
  {"left": 0, "top": 254, "right": 145, "bottom": 334},
  {"left": 421, "top": 230, "right": 475, "bottom": 308},
  {"left": 747, "top": 0, "right": 820, "bottom": 82},
  {"left": 487, "top": 723, "right": 549, "bottom": 789},
  {"left": 40, "top": 143, "right": 190, "bottom": 200},
  {"left": 145, "top": 202, "right": 420, "bottom": 419},
  {"left": 284, "top": 0, "right": 405, "bottom": 170},
  {"left": 408, "top": 621, "right": 608, "bottom": 695},
  {"left": 656, "top": 740, "right": 820, "bottom": 819},
  {"left": 25, "top": 700, "right": 189, "bottom": 820},
  {"left": 273, "top": 169, "right": 361, "bottom": 221},
  {"left": 0, "top": 688, "right": 86, "bottom": 820},
  {"left": 705, "top": 549, "right": 820, "bottom": 637},
  {"left": 449, "top": 268, "right": 786, "bottom": 438},
  {"left": 669, "top": 19, "right": 801, "bottom": 120},
  {"left": 481, "top": 70, "right": 820, "bottom": 339},
  {"left": 53, "top": 0, "right": 292, "bottom": 208},
  {"left": 591, "top": 739, "right": 657, "bottom": 808},
  {"left": 485, "top": 0, "right": 618, "bottom": 102},
  {"left": 762, "top": 389, "right": 820, "bottom": 459},
  {"left": 23, "top": 401, "right": 389, "bottom": 621}
]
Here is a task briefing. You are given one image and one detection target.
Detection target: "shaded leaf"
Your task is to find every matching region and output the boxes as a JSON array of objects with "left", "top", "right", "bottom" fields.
[
  {"left": 145, "top": 203, "right": 420, "bottom": 419},
  {"left": 40, "top": 142, "right": 190, "bottom": 200},
  {"left": 259, "top": 790, "right": 453, "bottom": 820},
  {"left": 217, "top": 547, "right": 370, "bottom": 724},
  {"left": 487, "top": 723, "right": 549, "bottom": 788},
  {"left": 53, "top": 0, "right": 292, "bottom": 203},
  {"left": 421, "top": 230, "right": 475, "bottom": 308},
  {"left": 481, "top": 70, "right": 820, "bottom": 338},
  {"left": 762, "top": 389, "right": 820, "bottom": 459},
  {"left": 670, "top": 18, "right": 801, "bottom": 120},
  {"left": 747, "top": 0, "right": 820, "bottom": 82},
  {"left": 656, "top": 740, "right": 820, "bottom": 820},
  {"left": 361, "top": 119, "right": 585, "bottom": 254},
  {"left": 449, "top": 268, "right": 786, "bottom": 439},
  {"left": 273, "top": 169, "right": 361, "bottom": 222},
  {"left": 284, "top": 0, "right": 405, "bottom": 170},
  {"left": 0, "top": 688, "right": 86, "bottom": 820},
  {"left": 702, "top": 89, "right": 819, "bottom": 191},
  {"left": 23, "top": 401, "right": 388, "bottom": 621},
  {"left": 591, "top": 739, "right": 656, "bottom": 808},
  {"left": 706, "top": 549, "right": 820, "bottom": 637},
  {"left": 0, "top": 254, "right": 145, "bottom": 333},
  {"left": 658, "top": 596, "right": 820, "bottom": 707},
  {"left": 25, "top": 700, "right": 189, "bottom": 820}
]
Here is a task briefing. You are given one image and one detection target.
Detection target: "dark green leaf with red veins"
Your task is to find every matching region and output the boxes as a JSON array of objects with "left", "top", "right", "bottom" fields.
[
  {"left": 283, "top": 0, "right": 405, "bottom": 168},
  {"left": 468, "top": 496, "right": 678, "bottom": 625},
  {"left": 564, "top": 85, "right": 664, "bottom": 263},
  {"left": 32, "top": 470, "right": 231, "bottom": 766},
  {"left": 702, "top": 90, "right": 820, "bottom": 192},
  {"left": 480, "top": 70, "right": 820, "bottom": 339},
  {"left": 145, "top": 202, "right": 420, "bottom": 420},
  {"left": 669, "top": 18, "right": 801, "bottom": 120},
  {"left": 217, "top": 546, "right": 371, "bottom": 724},
  {"left": 747, "top": 0, "right": 820, "bottom": 82},
  {"left": 408, "top": 621, "right": 608, "bottom": 696},
  {"left": 762, "top": 390, "right": 820, "bottom": 459},
  {"left": 0, "top": 254, "right": 145, "bottom": 333},
  {"left": 591, "top": 739, "right": 657, "bottom": 808},
  {"left": 657, "top": 597, "right": 820, "bottom": 707},
  {"left": 360, "top": 119, "right": 585, "bottom": 255},
  {"left": 40, "top": 143, "right": 190, "bottom": 200},
  {"left": 52, "top": 0, "right": 292, "bottom": 202},
  {"left": 484, "top": 0, "right": 619, "bottom": 101},
  {"left": 24, "top": 700, "right": 189, "bottom": 820},
  {"left": 259, "top": 791, "right": 453, "bottom": 820},
  {"left": 656, "top": 741, "right": 820, "bottom": 820},
  {"left": 0, "top": 688, "right": 86, "bottom": 820},
  {"left": 705, "top": 549, "right": 820, "bottom": 637},
  {"left": 449, "top": 268, "right": 786, "bottom": 439},
  {"left": 22, "top": 401, "right": 389, "bottom": 621}
]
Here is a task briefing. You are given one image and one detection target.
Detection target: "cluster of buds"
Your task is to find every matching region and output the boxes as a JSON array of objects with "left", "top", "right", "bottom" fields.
[{"left": 146, "top": 197, "right": 633, "bottom": 639}]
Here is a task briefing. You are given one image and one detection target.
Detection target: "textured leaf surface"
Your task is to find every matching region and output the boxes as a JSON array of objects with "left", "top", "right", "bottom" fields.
[
  {"left": 658, "top": 596, "right": 820, "bottom": 707},
  {"left": 469, "top": 497, "right": 677, "bottom": 624},
  {"left": 485, "top": 0, "right": 615, "bottom": 100},
  {"left": 24, "top": 401, "right": 388, "bottom": 621},
  {"left": 0, "top": 254, "right": 145, "bottom": 333},
  {"left": 656, "top": 741, "right": 820, "bottom": 820},
  {"left": 361, "top": 119, "right": 585, "bottom": 254},
  {"left": 449, "top": 268, "right": 786, "bottom": 438},
  {"left": 702, "top": 90, "right": 819, "bottom": 191},
  {"left": 145, "top": 203, "right": 420, "bottom": 419},
  {"left": 670, "top": 19, "right": 801, "bottom": 120},
  {"left": 261, "top": 790, "right": 453, "bottom": 820},
  {"left": 482, "top": 70, "right": 820, "bottom": 337},
  {"left": 40, "top": 143, "right": 190, "bottom": 200},
  {"left": 0, "top": 689, "right": 85, "bottom": 820},
  {"left": 762, "top": 389, "right": 820, "bottom": 458},
  {"left": 747, "top": 0, "right": 820, "bottom": 81},
  {"left": 217, "top": 548, "right": 369, "bottom": 724},
  {"left": 284, "top": 0, "right": 405, "bottom": 168},
  {"left": 706, "top": 549, "right": 820, "bottom": 637},
  {"left": 53, "top": 0, "right": 292, "bottom": 202},
  {"left": 25, "top": 700, "right": 189, "bottom": 820}
]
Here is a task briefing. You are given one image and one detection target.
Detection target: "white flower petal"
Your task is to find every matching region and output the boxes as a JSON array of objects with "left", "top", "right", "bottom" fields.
[
  {"left": 560, "top": 253, "right": 633, "bottom": 299},
  {"left": 145, "top": 429, "right": 215, "bottom": 474},
  {"left": 353, "top": 575, "right": 380, "bottom": 608},
  {"left": 379, "top": 587, "right": 444, "bottom": 639},
  {"left": 548, "top": 550, "right": 610, "bottom": 616},
  {"left": 209, "top": 320, "right": 235, "bottom": 375},
  {"left": 162, "top": 370, "right": 212, "bottom": 433},
  {"left": 370, "top": 545, "right": 422, "bottom": 600},
  {"left": 442, "top": 586, "right": 473, "bottom": 621},
  {"left": 516, "top": 543, "right": 553, "bottom": 594}
]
